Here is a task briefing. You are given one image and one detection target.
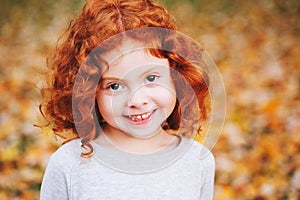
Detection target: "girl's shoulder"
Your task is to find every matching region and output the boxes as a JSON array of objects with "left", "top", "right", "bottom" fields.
[
  {"left": 183, "top": 138, "right": 215, "bottom": 166},
  {"left": 47, "top": 138, "right": 82, "bottom": 170}
]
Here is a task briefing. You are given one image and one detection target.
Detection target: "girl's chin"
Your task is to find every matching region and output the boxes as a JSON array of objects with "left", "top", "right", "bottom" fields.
[
  {"left": 117, "top": 126, "right": 159, "bottom": 139},
  {"left": 103, "top": 117, "right": 166, "bottom": 139}
]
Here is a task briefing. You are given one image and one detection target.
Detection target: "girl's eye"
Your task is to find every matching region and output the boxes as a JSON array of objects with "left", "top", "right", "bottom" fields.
[
  {"left": 108, "top": 83, "right": 123, "bottom": 91},
  {"left": 146, "top": 75, "right": 158, "bottom": 83}
]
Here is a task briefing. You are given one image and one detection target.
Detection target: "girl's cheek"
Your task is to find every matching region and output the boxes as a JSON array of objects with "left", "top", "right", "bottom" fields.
[
  {"left": 152, "top": 83, "right": 176, "bottom": 97},
  {"left": 150, "top": 86, "right": 176, "bottom": 106},
  {"left": 109, "top": 93, "right": 129, "bottom": 110}
]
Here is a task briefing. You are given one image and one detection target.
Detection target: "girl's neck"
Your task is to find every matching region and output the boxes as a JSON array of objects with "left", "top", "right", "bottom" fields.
[{"left": 95, "top": 124, "right": 180, "bottom": 154}]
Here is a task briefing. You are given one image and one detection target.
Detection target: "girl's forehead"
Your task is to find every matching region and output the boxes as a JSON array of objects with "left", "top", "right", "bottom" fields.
[
  {"left": 100, "top": 36, "right": 161, "bottom": 64},
  {"left": 102, "top": 49, "right": 169, "bottom": 78},
  {"left": 102, "top": 40, "right": 142, "bottom": 63}
]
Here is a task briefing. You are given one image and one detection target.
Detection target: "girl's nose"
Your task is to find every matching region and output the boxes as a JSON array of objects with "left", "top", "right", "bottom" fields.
[{"left": 127, "top": 87, "right": 149, "bottom": 108}]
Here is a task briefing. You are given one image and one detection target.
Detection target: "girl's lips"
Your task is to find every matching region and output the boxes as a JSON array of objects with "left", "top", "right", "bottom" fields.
[{"left": 125, "top": 109, "right": 156, "bottom": 125}]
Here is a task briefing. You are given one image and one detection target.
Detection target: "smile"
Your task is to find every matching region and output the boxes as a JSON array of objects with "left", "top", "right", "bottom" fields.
[{"left": 127, "top": 110, "right": 155, "bottom": 122}]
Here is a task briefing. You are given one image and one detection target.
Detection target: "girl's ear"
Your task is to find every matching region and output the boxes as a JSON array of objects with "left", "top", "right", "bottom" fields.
[{"left": 161, "top": 121, "right": 169, "bottom": 130}]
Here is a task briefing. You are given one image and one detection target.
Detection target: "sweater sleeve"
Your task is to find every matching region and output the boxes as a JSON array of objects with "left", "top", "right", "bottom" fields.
[
  {"left": 40, "top": 154, "right": 69, "bottom": 200},
  {"left": 40, "top": 140, "right": 81, "bottom": 200},
  {"left": 199, "top": 149, "right": 215, "bottom": 200}
]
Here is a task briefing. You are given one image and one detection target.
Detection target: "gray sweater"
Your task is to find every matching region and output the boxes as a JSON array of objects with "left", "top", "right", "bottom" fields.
[{"left": 40, "top": 137, "right": 215, "bottom": 200}]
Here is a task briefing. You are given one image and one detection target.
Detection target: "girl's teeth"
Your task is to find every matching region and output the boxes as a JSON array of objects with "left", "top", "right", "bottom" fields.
[{"left": 130, "top": 112, "right": 151, "bottom": 121}]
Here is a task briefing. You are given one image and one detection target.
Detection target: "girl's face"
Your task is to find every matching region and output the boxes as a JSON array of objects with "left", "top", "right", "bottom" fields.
[{"left": 96, "top": 49, "right": 176, "bottom": 139}]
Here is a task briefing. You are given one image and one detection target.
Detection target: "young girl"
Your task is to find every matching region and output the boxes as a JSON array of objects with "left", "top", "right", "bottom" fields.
[{"left": 40, "top": 0, "right": 215, "bottom": 199}]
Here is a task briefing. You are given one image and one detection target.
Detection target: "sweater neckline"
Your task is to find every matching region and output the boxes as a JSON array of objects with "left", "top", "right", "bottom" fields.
[{"left": 91, "top": 135, "right": 194, "bottom": 174}]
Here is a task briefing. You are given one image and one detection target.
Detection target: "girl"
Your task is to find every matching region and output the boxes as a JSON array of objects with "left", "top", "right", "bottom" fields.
[{"left": 40, "top": 0, "right": 215, "bottom": 199}]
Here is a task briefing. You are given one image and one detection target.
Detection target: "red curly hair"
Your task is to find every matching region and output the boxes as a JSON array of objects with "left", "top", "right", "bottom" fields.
[{"left": 40, "top": 0, "right": 210, "bottom": 157}]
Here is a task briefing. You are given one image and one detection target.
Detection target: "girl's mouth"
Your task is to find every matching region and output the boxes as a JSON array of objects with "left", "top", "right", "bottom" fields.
[{"left": 126, "top": 110, "right": 156, "bottom": 123}]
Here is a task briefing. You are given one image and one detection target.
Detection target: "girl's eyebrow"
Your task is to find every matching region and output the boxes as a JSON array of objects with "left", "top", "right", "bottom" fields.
[
  {"left": 101, "top": 77, "right": 121, "bottom": 82},
  {"left": 138, "top": 64, "right": 167, "bottom": 78},
  {"left": 100, "top": 64, "right": 167, "bottom": 84},
  {"left": 140, "top": 65, "right": 160, "bottom": 76}
]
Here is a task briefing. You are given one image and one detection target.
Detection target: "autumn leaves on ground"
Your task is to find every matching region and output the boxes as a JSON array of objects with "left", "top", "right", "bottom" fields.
[{"left": 0, "top": 0, "right": 299, "bottom": 199}]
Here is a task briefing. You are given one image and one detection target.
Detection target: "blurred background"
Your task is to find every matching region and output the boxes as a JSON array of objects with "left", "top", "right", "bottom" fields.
[{"left": 0, "top": 0, "right": 299, "bottom": 199}]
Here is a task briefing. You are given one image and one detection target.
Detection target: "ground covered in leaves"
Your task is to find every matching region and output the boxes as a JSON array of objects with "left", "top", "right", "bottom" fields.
[{"left": 0, "top": 0, "right": 299, "bottom": 199}]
